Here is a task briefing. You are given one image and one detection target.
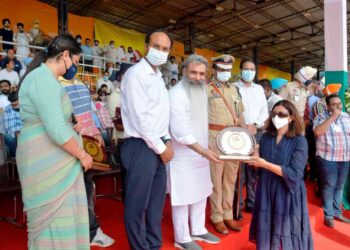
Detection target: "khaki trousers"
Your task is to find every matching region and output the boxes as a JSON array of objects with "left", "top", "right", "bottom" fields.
[{"left": 209, "top": 130, "right": 239, "bottom": 223}]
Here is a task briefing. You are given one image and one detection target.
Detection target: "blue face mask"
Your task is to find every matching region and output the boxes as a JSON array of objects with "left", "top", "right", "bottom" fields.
[
  {"left": 63, "top": 57, "right": 78, "bottom": 80},
  {"left": 103, "top": 76, "right": 109, "bottom": 81},
  {"left": 23, "top": 57, "right": 33, "bottom": 66},
  {"left": 241, "top": 70, "right": 256, "bottom": 83}
]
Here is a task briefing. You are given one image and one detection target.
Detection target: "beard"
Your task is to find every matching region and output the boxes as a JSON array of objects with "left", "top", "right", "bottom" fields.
[
  {"left": 1, "top": 90, "right": 10, "bottom": 95},
  {"left": 181, "top": 77, "right": 208, "bottom": 125}
]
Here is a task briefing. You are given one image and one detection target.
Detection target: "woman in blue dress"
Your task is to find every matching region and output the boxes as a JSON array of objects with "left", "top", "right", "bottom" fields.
[{"left": 246, "top": 100, "right": 313, "bottom": 250}]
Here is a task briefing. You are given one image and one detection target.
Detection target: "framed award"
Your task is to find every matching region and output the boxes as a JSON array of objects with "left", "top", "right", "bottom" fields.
[
  {"left": 82, "top": 135, "right": 111, "bottom": 171},
  {"left": 216, "top": 127, "right": 256, "bottom": 160}
]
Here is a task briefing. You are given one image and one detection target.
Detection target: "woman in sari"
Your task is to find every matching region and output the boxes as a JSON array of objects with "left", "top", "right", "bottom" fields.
[{"left": 17, "top": 34, "right": 93, "bottom": 249}]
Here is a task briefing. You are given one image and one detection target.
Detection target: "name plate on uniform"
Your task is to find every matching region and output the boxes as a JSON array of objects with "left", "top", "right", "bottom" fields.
[
  {"left": 216, "top": 127, "right": 256, "bottom": 160},
  {"left": 82, "top": 135, "right": 111, "bottom": 171}
]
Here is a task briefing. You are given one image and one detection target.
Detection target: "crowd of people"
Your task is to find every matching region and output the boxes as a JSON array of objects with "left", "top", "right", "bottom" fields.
[{"left": 0, "top": 26, "right": 349, "bottom": 250}]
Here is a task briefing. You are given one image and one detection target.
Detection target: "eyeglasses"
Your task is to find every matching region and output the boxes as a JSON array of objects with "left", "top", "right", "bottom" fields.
[
  {"left": 272, "top": 111, "right": 289, "bottom": 118},
  {"left": 330, "top": 102, "right": 342, "bottom": 107}
]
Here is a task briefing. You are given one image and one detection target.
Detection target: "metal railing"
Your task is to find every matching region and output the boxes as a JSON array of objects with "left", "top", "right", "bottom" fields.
[{"left": 0, "top": 40, "right": 136, "bottom": 74}]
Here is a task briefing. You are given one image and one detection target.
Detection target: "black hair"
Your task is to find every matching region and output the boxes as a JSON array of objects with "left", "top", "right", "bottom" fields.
[
  {"left": 258, "top": 79, "right": 272, "bottom": 90},
  {"left": 171, "top": 78, "right": 176, "bottom": 82},
  {"left": 17, "top": 23, "right": 24, "bottom": 28},
  {"left": 145, "top": 29, "right": 172, "bottom": 47},
  {"left": 170, "top": 56, "right": 175, "bottom": 60},
  {"left": 325, "top": 93, "right": 340, "bottom": 105},
  {"left": 100, "top": 84, "right": 107, "bottom": 89},
  {"left": 109, "top": 40, "right": 114, "bottom": 44},
  {"left": 239, "top": 58, "right": 255, "bottom": 69},
  {"left": 85, "top": 38, "right": 90, "bottom": 42},
  {"left": 115, "top": 62, "right": 120, "bottom": 65},
  {"left": 5, "top": 58, "right": 14, "bottom": 66},
  {"left": 18, "top": 34, "right": 82, "bottom": 90},
  {"left": 0, "top": 79, "right": 11, "bottom": 87},
  {"left": 8, "top": 92, "right": 18, "bottom": 102},
  {"left": 2, "top": 19, "right": 10, "bottom": 25}
]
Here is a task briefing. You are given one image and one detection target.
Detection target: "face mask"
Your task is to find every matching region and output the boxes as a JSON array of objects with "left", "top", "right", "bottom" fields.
[
  {"left": 146, "top": 47, "right": 169, "bottom": 66},
  {"left": 94, "top": 43, "right": 99, "bottom": 46},
  {"left": 241, "top": 70, "right": 256, "bottom": 83},
  {"left": 217, "top": 71, "right": 231, "bottom": 82},
  {"left": 19, "top": 30, "right": 24, "bottom": 33},
  {"left": 23, "top": 57, "right": 33, "bottom": 66},
  {"left": 76, "top": 38, "right": 81, "bottom": 43},
  {"left": 272, "top": 115, "right": 289, "bottom": 130},
  {"left": 103, "top": 76, "right": 109, "bottom": 81},
  {"left": 110, "top": 44, "right": 115, "bottom": 48},
  {"left": 63, "top": 57, "right": 78, "bottom": 80},
  {"left": 13, "top": 108, "right": 20, "bottom": 112}
]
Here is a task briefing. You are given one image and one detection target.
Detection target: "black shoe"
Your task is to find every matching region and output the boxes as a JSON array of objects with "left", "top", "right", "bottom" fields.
[
  {"left": 234, "top": 213, "right": 243, "bottom": 221},
  {"left": 324, "top": 218, "right": 334, "bottom": 228},
  {"left": 334, "top": 215, "right": 350, "bottom": 224}
]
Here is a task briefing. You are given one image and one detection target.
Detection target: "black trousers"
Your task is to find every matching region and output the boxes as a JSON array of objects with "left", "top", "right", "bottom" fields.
[
  {"left": 84, "top": 171, "right": 100, "bottom": 241},
  {"left": 121, "top": 138, "right": 166, "bottom": 250}
]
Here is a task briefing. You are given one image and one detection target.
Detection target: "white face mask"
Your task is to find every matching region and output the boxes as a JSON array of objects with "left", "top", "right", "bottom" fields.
[
  {"left": 272, "top": 115, "right": 289, "bottom": 130},
  {"left": 146, "top": 47, "right": 169, "bottom": 66},
  {"left": 217, "top": 71, "right": 231, "bottom": 82}
]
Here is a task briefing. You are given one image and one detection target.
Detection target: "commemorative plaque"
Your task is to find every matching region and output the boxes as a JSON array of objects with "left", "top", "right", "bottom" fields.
[
  {"left": 82, "top": 135, "right": 111, "bottom": 171},
  {"left": 216, "top": 127, "right": 256, "bottom": 160}
]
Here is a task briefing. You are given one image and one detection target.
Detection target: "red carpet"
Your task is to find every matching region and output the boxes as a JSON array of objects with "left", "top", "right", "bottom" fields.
[{"left": 1, "top": 177, "right": 350, "bottom": 250}]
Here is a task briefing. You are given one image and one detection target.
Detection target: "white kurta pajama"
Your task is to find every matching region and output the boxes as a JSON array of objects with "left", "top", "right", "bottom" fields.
[{"left": 168, "top": 80, "right": 213, "bottom": 243}]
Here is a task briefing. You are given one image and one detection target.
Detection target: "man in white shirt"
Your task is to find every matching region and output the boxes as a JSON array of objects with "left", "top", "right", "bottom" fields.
[
  {"left": 92, "top": 40, "right": 103, "bottom": 68},
  {"left": 235, "top": 59, "right": 268, "bottom": 217},
  {"left": 96, "top": 71, "right": 113, "bottom": 92},
  {"left": 168, "top": 54, "right": 221, "bottom": 250},
  {"left": 13, "top": 23, "right": 32, "bottom": 62},
  {"left": 258, "top": 79, "right": 283, "bottom": 112},
  {"left": 165, "top": 55, "right": 179, "bottom": 82},
  {"left": 0, "top": 60, "right": 19, "bottom": 86},
  {"left": 104, "top": 41, "right": 118, "bottom": 61},
  {"left": 0, "top": 79, "right": 11, "bottom": 108},
  {"left": 120, "top": 30, "right": 174, "bottom": 250}
]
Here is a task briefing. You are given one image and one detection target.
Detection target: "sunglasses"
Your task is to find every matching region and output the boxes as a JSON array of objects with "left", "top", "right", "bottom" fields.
[{"left": 272, "top": 111, "right": 289, "bottom": 118}]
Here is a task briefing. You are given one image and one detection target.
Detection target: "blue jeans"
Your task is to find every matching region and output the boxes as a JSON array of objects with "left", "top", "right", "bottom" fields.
[
  {"left": 4, "top": 134, "right": 17, "bottom": 157},
  {"left": 317, "top": 156, "right": 350, "bottom": 219}
]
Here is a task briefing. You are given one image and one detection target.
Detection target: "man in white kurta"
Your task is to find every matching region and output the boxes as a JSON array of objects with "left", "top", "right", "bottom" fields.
[{"left": 168, "top": 54, "right": 221, "bottom": 250}]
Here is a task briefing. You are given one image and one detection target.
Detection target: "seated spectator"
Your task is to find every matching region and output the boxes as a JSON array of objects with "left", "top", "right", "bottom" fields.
[
  {"left": 99, "top": 84, "right": 110, "bottom": 96},
  {"left": 0, "top": 79, "right": 11, "bottom": 108},
  {"left": 96, "top": 71, "right": 113, "bottom": 91},
  {"left": 314, "top": 94, "right": 350, "bottom": 228},
  {"left": 3, "top": 92, "right": 22, "bottom": 157},
  {"left": 0, "top": 60, "right": 19, "bottom": 86},
  {"left": 0, "top": 18, "right": 14, "bottom": 51},
  {"left": 95, "top": 89, "right": 114, "bottom": 144},
  {"left": 19, "top": 52, "right": 34, "bottom": 78},
  {"left": 125, "top": 46, "right": 134, "bottom": 62},
  {"left": 81, "top": 38, "right": 93, "bottom": 72},
  {"left": 13, "top": 23, "right": 33, "bottom": 62},
  {"left": 92, "top": 39, "right": 103, "bottom": 68},
  {"left": 0, "top": 49, "right": 22, "bottom": 74},
  {"left": 258, "top": 79, "right": 283, "bottom": 112}
]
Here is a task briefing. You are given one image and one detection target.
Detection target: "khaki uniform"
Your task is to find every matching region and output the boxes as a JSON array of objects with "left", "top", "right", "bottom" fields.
[
  {"left": 279, "top": 81, "right": 309, "bottom": 117},
  {"left": 208, "top": 81, "right": 244, "bottom": 223}
]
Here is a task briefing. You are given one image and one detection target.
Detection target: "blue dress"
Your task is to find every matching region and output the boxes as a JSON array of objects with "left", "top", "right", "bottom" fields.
[{"left": 249, "top": 133, "right": 313, "bottom": 250}]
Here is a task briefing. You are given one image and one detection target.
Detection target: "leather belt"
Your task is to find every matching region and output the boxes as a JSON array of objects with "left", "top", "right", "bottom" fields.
[{"left": 209, "top": 124, "right": 228, "bottom": 131}]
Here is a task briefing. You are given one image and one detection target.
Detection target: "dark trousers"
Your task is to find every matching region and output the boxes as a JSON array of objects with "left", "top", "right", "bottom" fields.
[
  {"left": 121, "top": 138, "right": 167, "bottom": 250},
  {"left": 305, "top": 124, "right": 317, "bottom": 181},
  {"left": 84, "top": 171, "right": 100, "bottom": 241},
  {"left": 317, "top": 156, "right": 350, "bottom": 219}
]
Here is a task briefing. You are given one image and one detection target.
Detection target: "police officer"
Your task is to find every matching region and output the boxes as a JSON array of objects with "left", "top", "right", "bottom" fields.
[
  {"left": 279, "top": 66, "right": 317, "bottom": 117},
  {"left": 208, "top": 55, "right": 245, "bottom": 235}
]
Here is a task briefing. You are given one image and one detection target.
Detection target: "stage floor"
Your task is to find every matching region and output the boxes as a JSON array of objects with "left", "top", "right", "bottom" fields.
[{"left": 0, "top": 178, "right": 350, "bottom": 250}]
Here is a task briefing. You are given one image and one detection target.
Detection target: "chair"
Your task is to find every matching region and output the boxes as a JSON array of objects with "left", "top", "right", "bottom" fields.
[{"left": 92, "top": 128, "right": 122, "bottom": 201}]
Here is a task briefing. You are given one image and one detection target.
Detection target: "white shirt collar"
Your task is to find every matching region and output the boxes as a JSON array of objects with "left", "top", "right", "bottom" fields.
[
  {"left": 140, "top": 58, "right": 162, "bottom": 77},
  {"left": 237, "top": 79, "right": 257, "bottom": 88}
]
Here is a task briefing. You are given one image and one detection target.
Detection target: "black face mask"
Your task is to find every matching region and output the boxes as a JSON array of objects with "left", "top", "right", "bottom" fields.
[{"left": 13, "top": 108, "right": 20, "bottom": 112}]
